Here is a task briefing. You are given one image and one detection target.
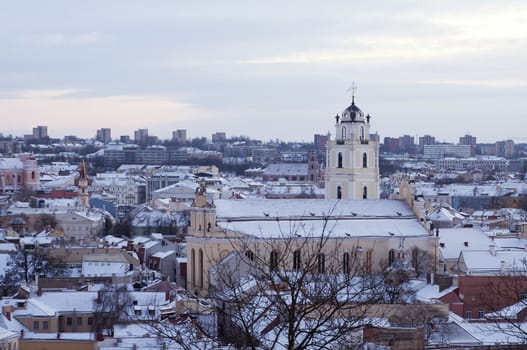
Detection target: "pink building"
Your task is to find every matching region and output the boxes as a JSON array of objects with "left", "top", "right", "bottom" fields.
[{"left": 0, "top": 154, "right": 40, "bottom": 192}]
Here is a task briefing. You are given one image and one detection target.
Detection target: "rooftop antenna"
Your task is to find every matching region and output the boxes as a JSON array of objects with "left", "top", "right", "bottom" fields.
[{"left": 348, "top": 82, "right": 357, "bottom": 104}]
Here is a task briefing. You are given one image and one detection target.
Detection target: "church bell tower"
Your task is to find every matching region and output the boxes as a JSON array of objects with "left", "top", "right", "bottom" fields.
[{"left": 325, "top": 87, "right": 380, "bottom": 200}]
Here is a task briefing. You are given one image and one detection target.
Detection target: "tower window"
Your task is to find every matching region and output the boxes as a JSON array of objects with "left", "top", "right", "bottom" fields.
[
  {"left": 360, "top": 127, "right": 365, "bottom": 141},
  {"left": 362, "top": 186, "right": 367, "bottom": 199},
  {"left": 341, "top": 127, "right": 347, "bottom": 141},
  {"left": 337, "top": 152, "right": 343, "bottom": 168},
  {"left": 199, "top": 249, "right": 204, "bottom": 289},
  {"left": 245, "top": 250, "right": 254, "bottom": 261},
  {"left": 337, "top": 186, "right": 342, "bottom": 200},
  {"left": 363, "top": 153, "right": 367, "bottom": 168}
]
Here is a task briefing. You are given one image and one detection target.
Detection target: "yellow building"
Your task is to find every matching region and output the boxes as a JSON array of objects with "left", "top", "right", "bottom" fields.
[{"left": 186, "top": 184, "right": 437, "bottom": 296}]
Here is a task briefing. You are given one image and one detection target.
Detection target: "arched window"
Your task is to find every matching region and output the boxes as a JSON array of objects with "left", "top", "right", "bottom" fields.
[
  {"left": 337, "top": 152, "right": 343, "bottom": 168},
  {"left": 270, "top": 250, "right": 278, "bottom": 271},
  {"left": 337, "top": 186, "right": 342, "bottom": 199},
  {"left": 199, "top": 249, "right": 204, "bottom": 289},
  {"left": 362, "top": 186, "right": 367, "bottom": 199},
  {"left": 207, "top": 222, "right": 211, "bottom": 232},
  {"left": 293, "top": 250, "right": 301, "bottom": 270},
  {"left": 31, "top": 171, "right": 35, "bottom": 180},
  {"left": 317, "top": 253, "right": 325, "bottom": 273},
  {"left": 360, "top": 127, "right": 365, "bottom": 141},
  {"left": 363, "top": 153, "right": 367, "bottom": 168},
  {"left": 388, "top": 249, "right": 395, "bottom": 266},
  {"left": 341, "top": 127, "right": 347, "bottom": 141},
  {"left": 343, "top": 252, "right": 350, "bottom": 274},
  {"left": 191, "top": 249, "right": 196, "bottom": 289},
  {"left": 245, "top": 250, "right": 254, "bottom": 261}
]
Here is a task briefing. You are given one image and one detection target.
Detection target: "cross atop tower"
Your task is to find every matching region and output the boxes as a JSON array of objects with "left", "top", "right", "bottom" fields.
[{"left": 348, "top": 82, "right": 357, "bottom": 104}]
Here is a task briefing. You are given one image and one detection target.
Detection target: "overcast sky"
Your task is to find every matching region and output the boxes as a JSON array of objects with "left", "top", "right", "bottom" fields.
[{"left": 1, "top": 1, "right": 526, "bottom": 143}]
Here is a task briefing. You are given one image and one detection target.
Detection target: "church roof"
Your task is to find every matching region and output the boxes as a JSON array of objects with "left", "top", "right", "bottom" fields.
[
  {"left": 341, "top": 100, "right": 365, "bottom": 123},
  {"left": 213, "top": 199, "right": 427, "bottom": 239}
]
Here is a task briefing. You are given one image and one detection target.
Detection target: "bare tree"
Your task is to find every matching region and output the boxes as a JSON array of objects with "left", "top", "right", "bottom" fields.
[
  {"left": 208, "top": 219, "right": 396, "bottom": 350},
  {"left": 93, "top": 283, "right": 134, "bottom": 335}
]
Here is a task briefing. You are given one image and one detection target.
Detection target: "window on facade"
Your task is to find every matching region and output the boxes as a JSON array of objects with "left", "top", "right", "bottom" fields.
[
  {"left": 478, "top": 309, "right": 484, "bottom": 319},
  {"left": 293, "top": 250, "right": 301, "bottom": 270},
  {"left": 190, "top": 249, "right": 196, "bottom": 289},
  {"left": 366, "top": 250, "right": 372, "bottom": 273},
  {"left": 360, "top": 127, "right": 365, "bottom": 141},
  {"left": 77, "top": 317, "right": 82, "bottom": 326},
  {"left": 67, "top": 317, "right": 72, "bottom": 326},
  {"left": 388, "top": 249, "right": 395, "bottom": 266},
  {"left": 199, "top": 249, "right": 204, "bottom": 289},
  {"left": 317, "top": 253, "right": 325, "bottom": 273},
  {"left": 337, "top": 186, "right": 342, "bottom": 200},
  {"left": 362, "top": 186, "right": 367, "bottom": 199},
  {"left": 270, "top": 250, "right": 278, "bottom": 271},
  {"left": 43, "top": 321, "right": 48, "bottom": 330},
  {"left": 363, "top": 153, "right": 367, "bottom": 168},
  {"left": 337, "top": 152, "right": 343, "bottom": 168},
  {"left": 341, "top": 127, "right": 347, "bottom": 141},
  {"left": 33, "top": 321, "right": 39, "bottom": 330},
  {"left": 245, "top": 250, "right": 254, "bottom": 261},
  {"left": 135, "top": 308, "right": 142, "bottom": 316},
  {"left": 87, "top": 317, "right": 93, "bottom": 326},
  {"left": 343, "top": 252, "right": 350, "bottom": 274},
  {"left": 466, "top": 310, "right": 472, "bottom": 319}
]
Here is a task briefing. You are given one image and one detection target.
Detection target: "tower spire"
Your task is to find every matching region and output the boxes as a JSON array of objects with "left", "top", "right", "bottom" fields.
[{"left": 348, "top": 82, "right": 357, "bottom": 104}]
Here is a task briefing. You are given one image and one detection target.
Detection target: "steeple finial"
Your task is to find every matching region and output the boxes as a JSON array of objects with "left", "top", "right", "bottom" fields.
[{"left": 348, "top": 82, "right": 357, "bottom": 104}]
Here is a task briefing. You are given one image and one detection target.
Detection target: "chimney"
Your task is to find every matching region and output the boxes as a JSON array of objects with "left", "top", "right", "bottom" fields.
[
  {"left": 37, "top": 287, "right": 42, "bottom": 296},
  {"left": 489, "top": 244, "right": 496, "bottom": 256},
  {"left": 500, "top": 260, "right": 506, "bottom": 273}
]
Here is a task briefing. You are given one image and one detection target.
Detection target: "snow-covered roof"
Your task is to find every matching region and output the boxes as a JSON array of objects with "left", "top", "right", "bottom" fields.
[
  {"left": 461, "top": 250, "right": 527, "bottom": 274},
  {"left": 438, "top": 227, "right": 495, "bottom": 260}
]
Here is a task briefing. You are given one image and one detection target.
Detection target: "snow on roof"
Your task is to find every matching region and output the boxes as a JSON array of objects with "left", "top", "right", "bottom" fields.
[
  {"left": 438, "top": 227, "right": 495, "bottom": 260},
  {"left": 263, "top": 163, "right": 309, "bottom": 176},
  {"left": 219, "top": 217, "right": 427, "bottom": 239},
  {"left": 83, "top": 253, "right": 130, "bottom": 263},
  {"left": 215, "top": 199, "right": 414, "bottom": 219},
  {"left": 0, "top": 158, "right": 23, "bottom": 170},
  {"left": 461, "top": 250, "right": 527, "bottom": 273},
  {"left": 415, "top": 283, "right": 458, "bottom": 303},
  {"left": 152, "top": 250, "right": 176, "bottom": 259}
]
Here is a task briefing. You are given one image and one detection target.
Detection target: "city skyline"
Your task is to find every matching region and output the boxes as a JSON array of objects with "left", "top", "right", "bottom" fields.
[{"left": 1, "top": 1, "right": 526, "bottom": 143}]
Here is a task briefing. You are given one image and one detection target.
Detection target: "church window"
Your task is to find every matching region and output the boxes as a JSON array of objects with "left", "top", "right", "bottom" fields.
[
  {"left": 270, "top": 250, "right": 278, "bottom": 271},
  {"left": 190, "top": 249, "right": 195, "bottom": 288},
  {"left": 343, "top": 252, "right": 350, "bottom": 274},
  {"left": 341, "top": 127, "right": 347, "bottom": 141},
  {"left": 293, "top": 250, "right": 301, "bottom": 270},
  {"left": 363, "top": 153, "right": 367, "bottom": 168},
  {"left": 207, "top": 222, "right": 211, "bottom": 232},
  {"left": 337, "top": 153, "right": 343, "bottom": 168},
  {"left": 365, "top": 250, "right": 372, "bottom": 273},
  {"left": 388, "top": 249, "right": 395, "bottom": 266},
  {"left": 31, "top": 171, "right": 35, "bottom": 180},
  {"left": 199, "top": 249, "right": 204, "bottom": 289},
  {"left": 317, "top": 253, "right": 325, "bottom": 273},
  {"left": 360, "top": 127, "right": 365, "bottom": 141},
  {"left": 337, "top": 186, "right": 342, "bottom": 199},
  {"left": 245, "top": 250, "right": 254, "bottom": 261},
  {"left": 362, "top": 186, "right": 367, "bottom": 199}
]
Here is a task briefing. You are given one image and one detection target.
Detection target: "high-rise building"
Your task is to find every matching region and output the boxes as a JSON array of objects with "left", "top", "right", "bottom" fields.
[
  {"left": 96, "top": 128, "right": 112, "bottom": 144},
  {"left": 172, "top": 129, "right": 187, "bottom": 144},
  {"left": 418, "top": 135, "right": 436, "bottom": 152},
  {"left": 134, "top": 128, "right": 149, "bottom": 147},
  {"left": 325, "top": 95, "right": 380, "bottom": 200},
  {"left": 459, "top": 134, "right": 477, "bottom": 156},
  {"left": 212, "top": 132, "right": 226, "bottom": 143},
  {"left": 31, "top": 125, "right": 48, "bottom": 141},
  {"left": 496, "top": 139, "right": 515, "bottom": 158}
]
